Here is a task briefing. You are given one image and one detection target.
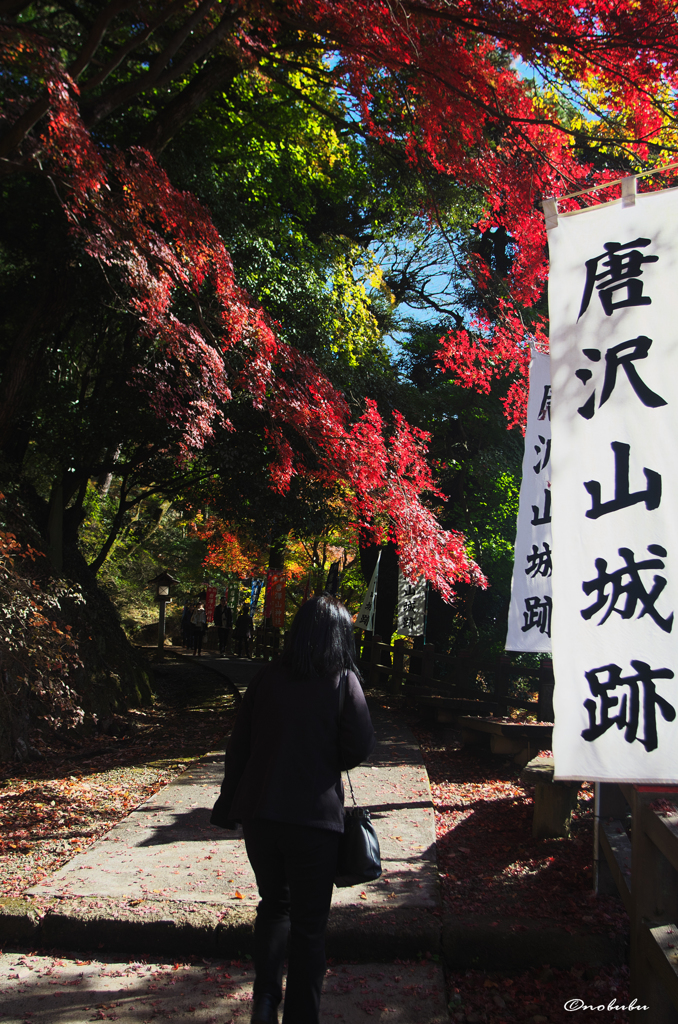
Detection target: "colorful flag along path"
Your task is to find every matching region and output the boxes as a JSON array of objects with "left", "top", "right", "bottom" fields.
[
  {"left": 548, "top": 186, "right": 678, "bottom": 783},
  {"left": 264, "top": 569, "right": 286, "bottom": 628}
]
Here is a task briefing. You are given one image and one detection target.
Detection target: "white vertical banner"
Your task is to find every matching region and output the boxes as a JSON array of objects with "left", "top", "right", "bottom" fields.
[
  {"left": 397, "top": 572, "right": 426, "bottom": 636},
  {"left": 549, "top": 188, "right": 678, "bottom": 782},
  {"left": 355, "top": 551, "right": 381, "bottom": 631},
  {"left": 506, "top": 349, "right": 552, "bottom": 652}
]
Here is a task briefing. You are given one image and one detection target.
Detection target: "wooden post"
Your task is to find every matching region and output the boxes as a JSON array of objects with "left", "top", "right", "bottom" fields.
[
  {"left": 422, "top": 643, "right": 435, "bottom": 689},
  {"left": 494, "top": 654, "right": 511, "bottom": 717},
  {"left": 630, "top": 787, "right": 678, "bottom": 1021},
  {"left": 537, "top": 658, "right": 554, "bottom": 722},
  {"left": 392, "top": 639, "right": 406, "bottom": 691},
  {"left": 356, "top": 629, "right": 369, "bottom": 674},
  {"left": 594, "top": 783, "right": 630, "bottom": 895},
  {"left": 369, "top": 634, "right": 382, "bottom": 688},
  {"left": 157, "top": 598, "right": 167, "bottom": 662}
]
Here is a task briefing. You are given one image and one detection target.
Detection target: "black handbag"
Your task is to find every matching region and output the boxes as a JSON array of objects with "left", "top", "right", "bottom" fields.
[{"left": 334, "top": 672, "right": 382, "bottom": 888}]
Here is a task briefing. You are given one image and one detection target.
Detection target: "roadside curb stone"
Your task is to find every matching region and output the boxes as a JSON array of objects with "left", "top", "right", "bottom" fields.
[
  {"left": 1, "top": 897, "right": 445, "bottom": 960},
  {"left": 326, "top": 905, "right": 442, "bottom": 960},
  {"left": 0, "top": 898, "right": 40, "bottom": 945},
  {"left": 1, "top": 897, "right": 623, "bottom": 969}
]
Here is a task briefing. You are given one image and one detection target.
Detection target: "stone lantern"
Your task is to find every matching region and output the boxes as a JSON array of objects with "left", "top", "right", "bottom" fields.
[{"left": 148, "top": 570, "right": 179, "bottom": 660}]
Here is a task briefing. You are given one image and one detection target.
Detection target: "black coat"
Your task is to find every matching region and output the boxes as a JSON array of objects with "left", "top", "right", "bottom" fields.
[
  {"left": 214, "top": 604, "right": 232, "bottom": 628},
  {"left": 210, "top": 662, "right": 375, "bottom": 832}
]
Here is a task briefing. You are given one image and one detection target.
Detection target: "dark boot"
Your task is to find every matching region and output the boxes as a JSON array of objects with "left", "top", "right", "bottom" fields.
[{"left": 250, "top": 993, "right": 279, "bottom": 1023}]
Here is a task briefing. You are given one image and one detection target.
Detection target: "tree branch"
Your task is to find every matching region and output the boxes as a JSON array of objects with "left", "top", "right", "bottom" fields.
[
  {"left": 82, "top": 0, "right": 225, "bottom": 126},
  {"left": 80, "top": 0, "right": 187, "bottom": 93},
  {"left": 139, "top": 55, "right": 241, "bottom": 154},
  {"left": 68, "top": 0, "right": 130, "bottom": 80}
]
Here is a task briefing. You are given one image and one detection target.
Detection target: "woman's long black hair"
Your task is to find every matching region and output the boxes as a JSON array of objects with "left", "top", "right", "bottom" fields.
[{"left": 281, "top": 593, "right": 361, "bottom": 679}]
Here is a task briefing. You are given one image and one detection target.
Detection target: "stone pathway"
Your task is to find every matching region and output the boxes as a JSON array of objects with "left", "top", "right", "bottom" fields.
[
  {"left": 1, "top": 664, "right": 448, "bottom": 1021},
  {"left": 20, "top": 697, "right": 439, "bottom": 959},
  {"left": 0, "top": 950, "right": 449, "bottom": 1023}
]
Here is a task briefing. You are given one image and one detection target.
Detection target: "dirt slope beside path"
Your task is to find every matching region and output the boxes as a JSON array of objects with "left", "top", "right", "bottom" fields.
[{"left": 0, "top": 658, "right": 238, "bottom": 902}]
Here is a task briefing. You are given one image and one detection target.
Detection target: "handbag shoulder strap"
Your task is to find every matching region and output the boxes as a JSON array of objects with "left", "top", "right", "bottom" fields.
[{"left": 338, "top": 669, "right": 358, "bottom": 807}]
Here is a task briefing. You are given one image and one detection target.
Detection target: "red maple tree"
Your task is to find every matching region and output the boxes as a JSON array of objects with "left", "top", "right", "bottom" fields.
[{"left": 1, "top": 0, "right": 676, "bottom": 592}]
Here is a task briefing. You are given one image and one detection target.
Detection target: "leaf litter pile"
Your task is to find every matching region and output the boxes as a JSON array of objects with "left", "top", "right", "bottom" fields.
[{"left": 0, "top": 657, "right": 238, "bottom": 899}]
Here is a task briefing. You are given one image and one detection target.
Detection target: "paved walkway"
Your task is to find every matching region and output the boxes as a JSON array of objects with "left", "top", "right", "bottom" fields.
[
  {"left": 147, "top": 647, "right": 261, "bottom": 695},
  {"left": 20, "top": 707, "right": 438, "bottom": 959},
  {"left": 0, "top": 951, "right": 449, "bottom": 1023}
]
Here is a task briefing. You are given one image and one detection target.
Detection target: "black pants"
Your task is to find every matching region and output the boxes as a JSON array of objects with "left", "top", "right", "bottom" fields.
[
  {"left": 242, "top": 818, "right": 340, "bottom": 1024},
  {"left": 235, "top": 635, "right": 250, "bottom": 657},
  {"left": 217, "top": 626, "right": 230, "bottom": 653},
  {"left": 192, "top": 625, "right": 204, "bottom": 654}
]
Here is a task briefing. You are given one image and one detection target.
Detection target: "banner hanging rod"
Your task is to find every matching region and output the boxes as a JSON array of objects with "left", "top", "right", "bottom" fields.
[
  {"left": 544, "top": 161, "right": 678, "bottom": 228},
  {"left": 546, "top": 160, "right": 678, "bottom": 207}
]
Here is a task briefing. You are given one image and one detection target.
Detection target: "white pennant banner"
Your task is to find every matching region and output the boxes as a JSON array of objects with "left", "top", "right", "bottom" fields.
[
  {"left": 506, "top": 349, "right": 552, "bottom": 652},
  {"left": 549, "top": 188, "right": 678, "bottom": 782},
  {"left": 355, "top": 551, "right": 381, "bottom": 631}
]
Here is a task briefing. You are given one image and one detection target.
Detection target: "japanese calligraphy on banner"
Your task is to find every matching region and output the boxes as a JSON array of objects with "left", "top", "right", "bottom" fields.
[
  {"left": 397, "top": 572, "right": 426, "bottom": 636},
  {"left": 226, "top": 575, "right": 240, "bottom": 616},
  {"left": 250, "top": 578, "right": 263, "bottom": 612},
  {"left": 205, "top": 586, "right": 217, "bottom": 624},
  {"left": 549, "top": 188, "right": 678, "bottom": 782},
  {"left": 264, "top": 570, "right": 286, "bottom": 628},
  {"left": 506, "top": 350, "right": 552, "bottom": 652},
  {"left": 355, "top": 552, "right": 381, "bottom": 631}
]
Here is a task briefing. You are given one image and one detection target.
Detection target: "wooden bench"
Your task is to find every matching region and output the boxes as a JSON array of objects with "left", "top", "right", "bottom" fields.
[
  {"left": 457, "top": 716, "right": 553, "bottom": 767},
  {"left": 521, "top": 755, "right": 580, "bottom": 838},
  {"left": 418, "top": 695, "right": 498, "bottom": 722}
]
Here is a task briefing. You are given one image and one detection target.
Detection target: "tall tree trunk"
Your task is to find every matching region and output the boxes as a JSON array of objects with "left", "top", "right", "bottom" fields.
[
  {"left": 0, "top": 284, "right": 66, "bottom": 451},
  {"left": 264, "top": 530, "right": 287, "bottom": 625},
  {"left": 46, "top": 477, "right": 64, "bottom": 572},
  {"left": 268, "top": 532, "right": 288, "bottom": 571},
  {"left": 89, "top": 477, "right": 130, "bottom": 575}
]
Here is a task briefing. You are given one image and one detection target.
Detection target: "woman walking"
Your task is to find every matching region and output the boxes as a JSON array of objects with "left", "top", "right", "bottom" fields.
[
  {"left": 234, "top": 602, "right": 254, "bottom": 658},
  {"left": 190, "top": 600, "right": 207, "bottom": 656},
  {"left": 211, "top": 594, "right": 375, "bottom": 1024},
  {"left": 181, "top": 601, "right": 194, "bottom": 649}
]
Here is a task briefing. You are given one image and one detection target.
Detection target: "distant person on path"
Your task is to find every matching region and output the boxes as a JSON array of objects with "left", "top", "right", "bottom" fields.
[
  {"left": 191, "top": 601, "right": 207, "bottom": 656},
  {"left": 214, "top": 596, "right": 233, "bottom": 655},
  {"left": 234, "top": 603, "right": 253, "bottom": 658},
  {"left": 211, "top": 594, "right": 375, "bottom": 1024},
  {"left": 181, "top": 601, "right": 194, "bottom": 649}
]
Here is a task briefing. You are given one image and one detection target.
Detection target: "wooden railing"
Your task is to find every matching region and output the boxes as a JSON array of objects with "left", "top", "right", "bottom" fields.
[
  {"left": 357, "top": 633, "right": 554, "bottom": 719},
  {"left": 596, "top": 782, "right": 678, "bottom": 1020}
]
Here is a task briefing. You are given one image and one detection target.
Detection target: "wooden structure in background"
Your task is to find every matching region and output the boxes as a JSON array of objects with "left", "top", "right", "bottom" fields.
[
  {"left": 358, "top": 635, "right": 554, "bottom": 719},
  {"left": 596, "top": 783, "right": 678, "bottom": 1020}
]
